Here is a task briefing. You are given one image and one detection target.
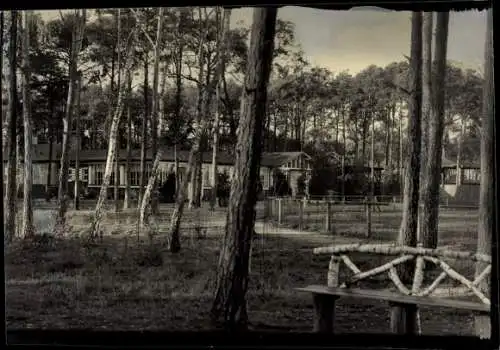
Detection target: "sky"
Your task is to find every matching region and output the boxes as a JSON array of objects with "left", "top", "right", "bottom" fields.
[{"left": 37, "top": 7, "right": 487, "bottom": 74}]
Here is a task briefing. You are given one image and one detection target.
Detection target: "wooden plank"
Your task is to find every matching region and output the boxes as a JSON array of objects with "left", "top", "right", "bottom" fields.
[{"left": 296, "top": 285, "right": 490, "bottom": 313}]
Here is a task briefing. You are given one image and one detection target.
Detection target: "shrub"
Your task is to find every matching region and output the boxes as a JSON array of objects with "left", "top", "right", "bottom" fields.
[
  {"left": 216, "top": 171, "right": 230, "bottom": 207},
  {"left": 271, "top": 169, "right": 291, "bottom": 197},
  {"left": 160, "top": 172, "right": 176, "bottom": 203}
]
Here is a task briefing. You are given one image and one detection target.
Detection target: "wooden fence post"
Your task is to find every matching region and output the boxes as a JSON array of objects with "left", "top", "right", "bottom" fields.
[
  {"left": 365, "top": 196, "right": 372, "bottom": 238},
  {"left": 277, "top": 198, "right": 282, "bottom": 225},
  {"left": 325, "top": 201, "right": 332, "bottom": 233},
  {"left": 298, "top": 198, "right": 304, "bottom": 231},
  {"left": 264, "top": 197, "right": 271, "bottom": 219}
]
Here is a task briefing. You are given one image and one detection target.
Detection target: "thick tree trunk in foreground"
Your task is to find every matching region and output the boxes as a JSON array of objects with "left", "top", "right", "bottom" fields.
[
  {"left": 211, "top": 7, "right": 277, "bottom": 331},
  {"left": 418, "top": 12, "right": 433, "bottom": 243},
  {"left": 56, "top": 10, "right": 86, "bottom": 229},
  {"left": 90, "top": 38, "right": 136, "bottom": 239},
  {"left": 22, "top": 11, "right": 34, "bottom": 238},
  {"left": 5, "top": 11, "right": 18, "bottom": 243},
  {"left": 420, "top": 12, "right": 448, "bottom": 249},
  {"left": 475, "top": 8, "right": 493, "bottom": 339},
  {"left": 390, "top": 11, "right": 422, "bottom": 335}
]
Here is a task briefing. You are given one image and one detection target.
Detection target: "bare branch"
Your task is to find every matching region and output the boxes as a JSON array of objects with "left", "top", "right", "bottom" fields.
[{"left": 130, "top": 8, "right": 156, "bottom": 49}]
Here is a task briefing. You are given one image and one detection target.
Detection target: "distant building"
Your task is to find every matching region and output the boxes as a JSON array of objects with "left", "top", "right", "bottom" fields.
[
  {"left": 3, "top": 143, "right": 313, "bottom": 199},
  {"left": 441, "top": 154, "right": 480, "bottom": 206}
]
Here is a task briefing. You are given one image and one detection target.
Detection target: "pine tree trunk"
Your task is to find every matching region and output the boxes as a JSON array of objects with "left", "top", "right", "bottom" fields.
[
  {"left": 474, "top": 8, "right": 493, "bottom": 339},
  {"left": 4, "top": 10, "right": 19, "bottom": 244},
  {"left": 421, "top": 12, "right": 448, "bottom": 250},
  {"left": 211, "top": 7, "right": 277, "bottom": 330},
  {"left": 90, "top": 35, "right": 136, "bottom": 239},
  {"left": 418, "top": 12, "right": 433, "bottom": 244},
  {"left": 21, "top": 11, "right": 34, "bottom": 238},
  {"left": 390, "top": 11, "right": 422, "bottom": 335},
  {"left": 56, "top": 10, "right": 86, "bottom": 229}
]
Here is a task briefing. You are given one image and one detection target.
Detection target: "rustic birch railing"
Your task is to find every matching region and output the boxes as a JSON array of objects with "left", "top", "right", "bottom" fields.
[{"left": 296, "top": 243, "right": 491, "bottom": 337}]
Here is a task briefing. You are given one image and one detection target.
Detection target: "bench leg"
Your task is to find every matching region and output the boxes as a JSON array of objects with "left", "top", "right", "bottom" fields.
[
  {"left": 389, "top": 302, "right": 418, "bottom": 335},
  {"left": 313, "top": 294, "right": 338, "bottom": 333},
  {"left": 474, "top": 311, "right": 491, "bottom": 339}
]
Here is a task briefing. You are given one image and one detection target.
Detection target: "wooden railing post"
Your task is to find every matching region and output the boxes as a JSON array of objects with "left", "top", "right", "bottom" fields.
[{"left": 328, "top": 255, "right": 341, "bottom": 287}]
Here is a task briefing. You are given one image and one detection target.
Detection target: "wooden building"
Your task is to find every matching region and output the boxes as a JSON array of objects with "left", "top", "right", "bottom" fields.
[
  {"left": 3, "top": 144, "right": 313, "bottom": 199},
  {"left": 441, "top": 155, "right": 480, "bottom": 206}
]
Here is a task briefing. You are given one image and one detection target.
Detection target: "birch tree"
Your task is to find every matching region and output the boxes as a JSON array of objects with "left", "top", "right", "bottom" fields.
[
  {"left": 211, "top": 8, "right": 232, "bottom": 209},
  {"left": 211, "top": 7, "right": 277, "bottom": 330},
  {"left": 166, "top": 8, "right": 230, "bottom": 251},
  {"left": 55, "top": 10, "right": 86, "bottom": 230},
  {"left": 134, "top": 8, "right": 165, "bottom": 228},
  {"left": 89, "top": 29, "right": 137, "bottom": 239}
]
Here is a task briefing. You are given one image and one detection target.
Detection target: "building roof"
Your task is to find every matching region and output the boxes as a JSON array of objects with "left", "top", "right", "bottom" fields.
[
  {"left": 260, "top": 152, "right": 310, "bottom": 168},
  {"left": 441, "top": 155, "right": 480, "bottom": 169},
  {"left": 8, "top": 144, "right": 312, "bottom": 169}
]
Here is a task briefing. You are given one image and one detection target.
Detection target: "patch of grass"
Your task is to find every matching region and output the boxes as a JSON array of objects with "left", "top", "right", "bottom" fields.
[{"left": 6, "top": 217, "right": 482, "bottom": 335}]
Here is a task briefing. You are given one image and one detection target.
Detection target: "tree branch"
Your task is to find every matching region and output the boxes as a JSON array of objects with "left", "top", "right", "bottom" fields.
[{"left": 130, "top": 9, "right": 156, "bottom": 49}]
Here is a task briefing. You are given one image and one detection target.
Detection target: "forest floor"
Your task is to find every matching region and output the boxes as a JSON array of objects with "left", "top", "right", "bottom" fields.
[{"left": 6, "top": 204, "right": 481, "bottom": 334}]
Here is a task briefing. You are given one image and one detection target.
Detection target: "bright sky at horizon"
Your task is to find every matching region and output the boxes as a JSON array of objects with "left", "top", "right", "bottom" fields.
[{"left": 38, "top": 7, "right": 487, "bottom": 75}]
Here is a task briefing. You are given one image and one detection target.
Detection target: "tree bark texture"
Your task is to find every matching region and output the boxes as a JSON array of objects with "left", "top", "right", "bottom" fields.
[
  {"left": 390, "top": 11, "right": 422, "bottom": 334},
  {"left": 475, "top": 8, "right": 493, "bottom": 339},
  {"left": 420, "top": 12, "right": 449, "bottom": 250},
  {"left": 210, "top": 7, "right": 277, "bottom": 331},
  {"left": 417, "top": 12, "right": 433, "bottom": 244},
  {"left": 5, "top": 11, "right": 19, "bottom": 243}
]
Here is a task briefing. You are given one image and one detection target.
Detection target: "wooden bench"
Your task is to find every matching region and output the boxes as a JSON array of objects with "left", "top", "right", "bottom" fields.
[{"left": 296, "top": 243, "right": 491, "bottom": 336}]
